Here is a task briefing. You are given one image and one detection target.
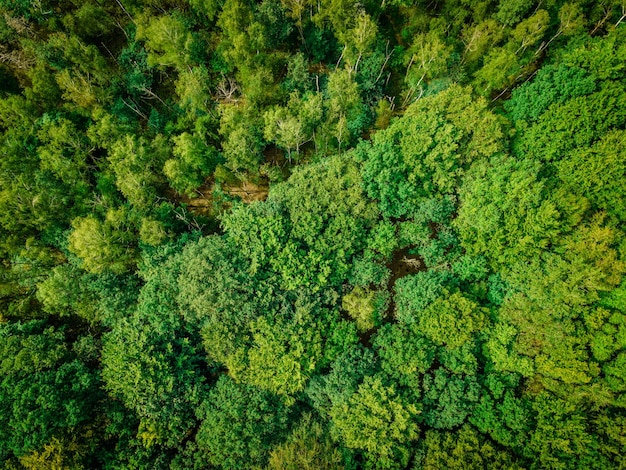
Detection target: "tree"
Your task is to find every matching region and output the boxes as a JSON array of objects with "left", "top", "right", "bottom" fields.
[
  {"left": 263, "top": 92, "right": 323, "bottom": 160},
  {"left": 403, "top": 32, "right": 451, "bottom": 103},
  {"left": 342, "top": 10, "right": 378, "bottom": 73},
  {"left": 483, "top": 323, "right": 534, "bottom": 377},
  {"left": 374, "top": 323, "right": 436, "bottom": 391},
  {"left": 330, "top": 374, "right": 420, "bottom": 469},
  {"left": 195, "top": 376, "right": 292, "bottom": 469},
  {"left": 189, "top": 0, "right": 221, "bottom": 21},
  {"left": 267, "top": 413, "right": 345, "bottom": 470},
  {"left": 306, "top": 344, "right": 377, "bottom": 416},
  {"left": 175, "top": 65, "right": 215, "bottom": 121},
  {"left": 526, "top": 392, "right": 596, "bottom": 468},
  {"left": 101, "top": 243, "right": 209, "bottom": 448},
  {"left": 394, "top": 271, "right": 456, "bottom": 325},
  {"left": 410, "top": 292, "right": 487, "bottom": 349},
  {"left": 469, "top": 373, "right": 532, "bottom": 451},
  {"left": 18, "top": 436, "right": 86, "bottom": 470},
  {"left": 61, "top": 2, "right": 115, "bottom": 39},
  {"left": 227, "top": 296, "right": 357, "bottom": 398},
  {"left": 342, "top": 285, "right": 386, "bottom": 333},
  {"left": 510, "top": 10, "right": 550, "bottom": 55},
  {"left": 0, "top": 320, "right": 101, "bottom": 461},
  {"left": 36, "top": 264, "right": 99, "bottom": 322},
  {"left": 68, "top": 208, "right": 138, "bottom": 274},
  {"left": 473, "top": 47, "right": 520, "bottom": 96},
  {"left": 494, "top": 0, "right": 536, "bottom": 26},
  {"left": 499, "top": 214, "right": 624, "bottom": 388},
  {"left": 164, "top": 132, "right": 219, "bottom": 196},
  {"left": 513, "top": 81, "right": 626, "bottom": 164},
  {"left": 505, "top": 64, "right": 596, "bottom": 123},
  {"left": 356, "top": 85, "right": 505, "bottom": 218},
  {"left": 36, "top": 113, "right": 91, "bottom": 187},
  {"left": 218, "top": 103, "right": 265, "bottom": 175},
  {"left": 43, "top": 33, "right": 112, "bottom": 109},
  {"left": 536, "top": 2, "right": 586, "bottom": 56},
  {"left": 414, "top": 424, "right": 524, "bottom": 470},
  {"left": 461, "top": 19, "right": 504, "bottom": 67},
  {"left": 136, "top": 13, "right": 195, "bottom": 70},
  {"left": 321, "top": 68, "right": 366, "bottom": 151},
  {"left": 176, "top": 235, "right": 357, "bottom": 398},
  {"left": 222, "top": 155, "right": 377, "bottom": 291},
  {"left": 454, "top": 155, "right": 581, "bottom": 269},
  {"left": 556, "top": 130, "right": 626, "bottom": 222},
  {"left": 107, "top": 134, "right": 169, "bottom": 209},
  {"left": 422, "top": 367, "right": 480, "bottom": 430}
]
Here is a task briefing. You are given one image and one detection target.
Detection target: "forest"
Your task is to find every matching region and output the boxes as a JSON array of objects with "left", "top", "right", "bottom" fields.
[{"left": 1, "top": 0, "right": 626, "bottom": 468}]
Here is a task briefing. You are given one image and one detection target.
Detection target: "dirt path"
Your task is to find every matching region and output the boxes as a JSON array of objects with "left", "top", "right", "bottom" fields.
[
  {"left": 165, "top": 180, "right": 269, "bottom": 217},
  {"left": 222, "top": 181, "right": 269, "bottom": 203}
]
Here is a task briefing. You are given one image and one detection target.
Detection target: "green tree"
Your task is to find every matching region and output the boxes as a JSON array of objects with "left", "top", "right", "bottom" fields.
[
  {"left": 394, "top": 271, "right": 456, "bottom": 325},
  {"left": 36, "top": 264, "right": 99, "bottom": 322},
  {"left": 500, "top": 214, "right": 624, "bottom": 388},
  {"left": 473, "top": 47, "right": 520, "bottom": 96},
  {"left": 330, "top": 374, "right": 420, "bottom": 469},
  {"left": 0, "top": 320, "right": 101, "bottom": 461},
  {"left": 321, "top": 68, "right": 366, "bottom": 152},
  {"left": 470, "top": 373, "right": 532, "bottom": 451},
  {"left": 374, "top": 323, "right": 436, "bottom": 391},
  {"left": 43, "top": 33, "right": 112, "bottom": 109},
  {"left": 422, "top": 367, "right": 480, "bottom": 429},
  {"left": 219, "top": 295, "right": 357, "bottom": 398},
  {"left": 68, "top": 208, "right": 138, "bottom": 274},
  {"left": 136, "top": 13, "right": 195, "bottom": 70},
  {"left": 223, "top": 155, "right": 377, "bottom": 291},
  {"left": 263, "top": 92, "right": 323, "bottom": 160},
  {"left": 415, "top": 292, "right": 487, "bottom": 349},
  {"left": 414, "top": 424, "right": 524, "bottom": 469},
  {"left": 556, "top": 130, "right": 626, "bottom": 222},
  {"left": 494, "top": 0, "right": 536, "bottom": 26},
  {"left": 505, "top": 64, "right": 597, "bottom": 123},
  {"left": 196, "top": 376, "right": 292, "bottom": 469},
  {"left": 461, "top": 19, "right": 504, "bottom": 68},
  {"left": 403, "top": 31, "right": 451, "bottom": 102},
  {"left": 164, "top": 132, "right": 219, "bottom": 195},
  {"left": 267, "top": 413, "right": 345, "bottom": 470},
  {"left": 455, "top": 155, "right": 583, "bottom": 269},
  {"left": 101, "top": 243, "right": 209, "bottom": 448},
  {"left": 36, "top": 113, "right": 91, "bottom": 187},
  {"left": 356, "top": 85, "right": 505, "bottom": 218},
  {"left": 218, "top": 103, "right": 265, "bottom": 175},
  {"left": 513, "top": 82, "right": 626, "bottom": 164},
  {"left": 526, "top": 392, "right": 596, "bottom": 469},
  {"left": 107, "top": 134, "right": 170, "bottom": 209},
  {"left": 306, "top": 344, "right": 377, "bottom": 416},
  {"left": 342, "top": 285, "right": 386, "bottom": 332}
]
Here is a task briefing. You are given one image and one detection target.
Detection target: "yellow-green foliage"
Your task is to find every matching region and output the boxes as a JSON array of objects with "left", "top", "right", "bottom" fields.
[{"left": 342, "top": 286, "right": 377, "bottom": 332}]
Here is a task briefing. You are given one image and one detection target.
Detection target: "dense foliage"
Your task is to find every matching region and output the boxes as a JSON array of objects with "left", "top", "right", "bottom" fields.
[{"left": 1, "top": 0, "right": 626, "bottom": 468}]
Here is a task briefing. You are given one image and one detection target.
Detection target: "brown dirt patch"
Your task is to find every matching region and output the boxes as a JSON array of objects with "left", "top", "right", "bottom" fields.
[
  {"left": 384, "top": 247, "right": 427, "bottom": 320},
  {"left": 164, "top": 179, "right": 269, "bottom": 216},
  {"left": 222, "top": 181, "right": 269, "bottom": 203}
]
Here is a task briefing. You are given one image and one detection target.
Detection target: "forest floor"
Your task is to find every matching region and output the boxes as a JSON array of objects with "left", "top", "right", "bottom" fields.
[
  {"left": 222, "top": 181, "right": 269, "bottom": 203},
  {"left": 387, "top": 248, "right": 426, "bottom": 287},
  {"left": 385, "top": 247, "right": 426, "bottom": 318},
  {"left": 167, "top": 180, "right": 269, "bottom": 217}
]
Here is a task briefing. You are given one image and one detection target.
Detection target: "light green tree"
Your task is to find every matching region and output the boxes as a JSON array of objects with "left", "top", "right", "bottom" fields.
[
  {"left": 263, "top": 92, "right": 323, "bottom": 160},
  {"left": 136, "top": 13, "right": 195, "bottom": 69},
  {"left": 68, "top": 208, "right": 138, "bottom": 274},
  {"left": 330, "top": 375, "right": 420, "bottom": 469},
  {"left": 267, "top": 414, "right": 344, "bottom": 470}
]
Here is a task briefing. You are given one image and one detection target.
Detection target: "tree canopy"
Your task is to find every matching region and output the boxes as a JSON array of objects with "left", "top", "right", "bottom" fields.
[{"left": 1, "top": 1, "right": 626, "bottom": 468}]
